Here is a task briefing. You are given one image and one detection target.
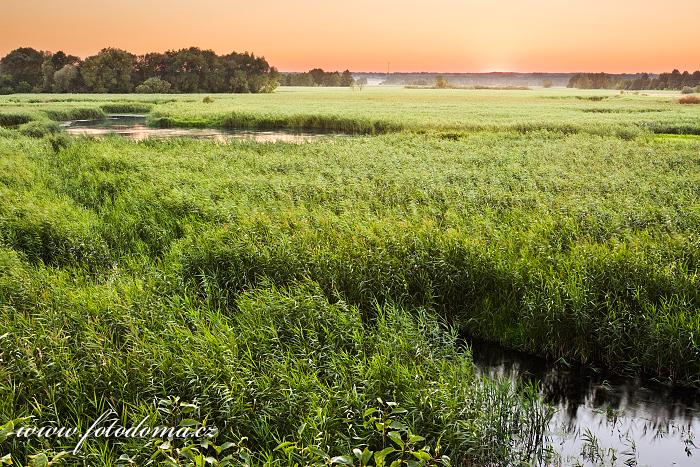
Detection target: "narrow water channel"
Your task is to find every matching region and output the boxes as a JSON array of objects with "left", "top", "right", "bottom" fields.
[
  {"left": 62, "top": 115, "right": 343, "bottom": 143},
  {"left": 469, "top": 339, "right": 699, "bottom": 465}
]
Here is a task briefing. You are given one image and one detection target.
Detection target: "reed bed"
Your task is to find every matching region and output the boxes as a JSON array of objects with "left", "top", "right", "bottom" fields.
[{"left": 1, "top": 88, "right": 699, "bottom": 464}]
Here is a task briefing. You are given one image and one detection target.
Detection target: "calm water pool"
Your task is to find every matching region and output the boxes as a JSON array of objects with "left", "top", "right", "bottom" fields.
[
  {"left": 470, "top": 339, "right": 699, "bottom": 465},
  {"left": 63, "top": 115, "right": 345, "bottom": 143}
]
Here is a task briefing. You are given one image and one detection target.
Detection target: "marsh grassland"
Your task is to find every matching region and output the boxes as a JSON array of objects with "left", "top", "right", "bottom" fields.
[{"left": 1, "top": 87, "right": 699, "bottom": 465}]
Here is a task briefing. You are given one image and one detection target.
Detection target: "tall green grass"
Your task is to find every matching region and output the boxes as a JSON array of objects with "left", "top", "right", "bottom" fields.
[
  {"left": 0, "top": 264, "right": 552, "bottom": 465},
  {"left": 1, "top": 130, "right": 697, "bottom": 384},
  {"left": 0, "top": 113, "right": 32, "bottom": 127},
  {"left": 149, "top": 111, "right": 403, "bottom": 134}
]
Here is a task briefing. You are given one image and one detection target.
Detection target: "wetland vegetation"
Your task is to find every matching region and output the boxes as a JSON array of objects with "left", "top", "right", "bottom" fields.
[{"left": 1, "top": 87, "right": 699, "bottom": 465}]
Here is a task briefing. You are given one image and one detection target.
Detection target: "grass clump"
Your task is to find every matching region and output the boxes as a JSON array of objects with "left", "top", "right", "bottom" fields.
[
  {"left": 0, "top": 113, "right": 32, "bottom": 127},
  {"left": 0, "top": 192, "right": 110, "bottom": 268},
  {"left": 100, "top": 102, "right": 153, "bottom": 113},
  {"left": 44, "top": 107, "right": 106, "bottom": 121},
  {"left": 679, "top": 95, "right": 700, "bottom": 104},
  {"left": 18, "top": 120, "right": 63, "bottom": 137}
]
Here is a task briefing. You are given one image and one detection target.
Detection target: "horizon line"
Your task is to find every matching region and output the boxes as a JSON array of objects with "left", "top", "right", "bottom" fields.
[
  {"left": 1, "top": 45, "right": 694, "bottom": 76},
  {"left": 292, "top": 70, "right": 669, "bottom": 75}
]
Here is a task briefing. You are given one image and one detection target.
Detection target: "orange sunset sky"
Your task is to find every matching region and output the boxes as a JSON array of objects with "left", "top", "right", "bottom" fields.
[{"left": 1, "top": 0, "right": 699, "bottom": 73}]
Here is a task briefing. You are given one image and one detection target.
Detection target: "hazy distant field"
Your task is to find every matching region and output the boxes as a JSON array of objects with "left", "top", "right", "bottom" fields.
[{"left": 1, "top": 88, "right": 699, "bottom": 464}]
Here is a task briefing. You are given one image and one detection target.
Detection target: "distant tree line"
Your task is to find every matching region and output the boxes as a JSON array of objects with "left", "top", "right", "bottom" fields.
[
  {"left": 0, "top": 46, "right": 280, "bottom": 94},
  {"left": 568, "top": 70, "right": 700, "bottom": 91},
  {"left": 281, "top": 69, "right": 355, "bottom": 87}
]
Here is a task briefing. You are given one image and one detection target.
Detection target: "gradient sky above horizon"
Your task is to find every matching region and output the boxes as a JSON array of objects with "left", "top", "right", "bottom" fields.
[{"left": 1, "top": 0, "right": 699, "bottom": 73}]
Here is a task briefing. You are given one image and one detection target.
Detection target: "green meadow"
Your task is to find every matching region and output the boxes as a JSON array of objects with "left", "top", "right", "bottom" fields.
[
  {"left": 0, "top": 87, "right": 699, "bottom": 465},
  {"left": 3, "top": 87, "right": 700, "bottom": 135}
]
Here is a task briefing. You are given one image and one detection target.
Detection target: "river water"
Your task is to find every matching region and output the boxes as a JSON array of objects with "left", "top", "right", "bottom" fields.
[{"left": 469, "top": 339, "right": 700, "bottom": 466}]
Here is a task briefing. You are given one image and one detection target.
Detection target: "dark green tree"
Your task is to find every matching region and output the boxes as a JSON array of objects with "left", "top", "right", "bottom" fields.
[
  {"left": 135, "top": 77, "right": 172, "bottom": 93},
  {"left": 309, "top": 68, "right": 325, "bottom": 86},
  {"left": 1, "top": 45, "right": 281, "bottom": 94},
  {"left": 435, "top": 75, "right": 448, "bottom": 88},
  {"left": 668, "top": 69, "right": 682, "bottom": 88},
  {"left": 0, "top": 47, "right": 45, "bottom": 90},
  {"left": 340, "top": 70, "right": 354, "bottom": 87},
  {"left": 52, "top": 64, "right": 80, "bottom": 93},
  {"left": 41, "top": 51, "right": 81, "bottom": 91},
  {"left": 81, "top": 48, "right": 136, "bottom": 93}
]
